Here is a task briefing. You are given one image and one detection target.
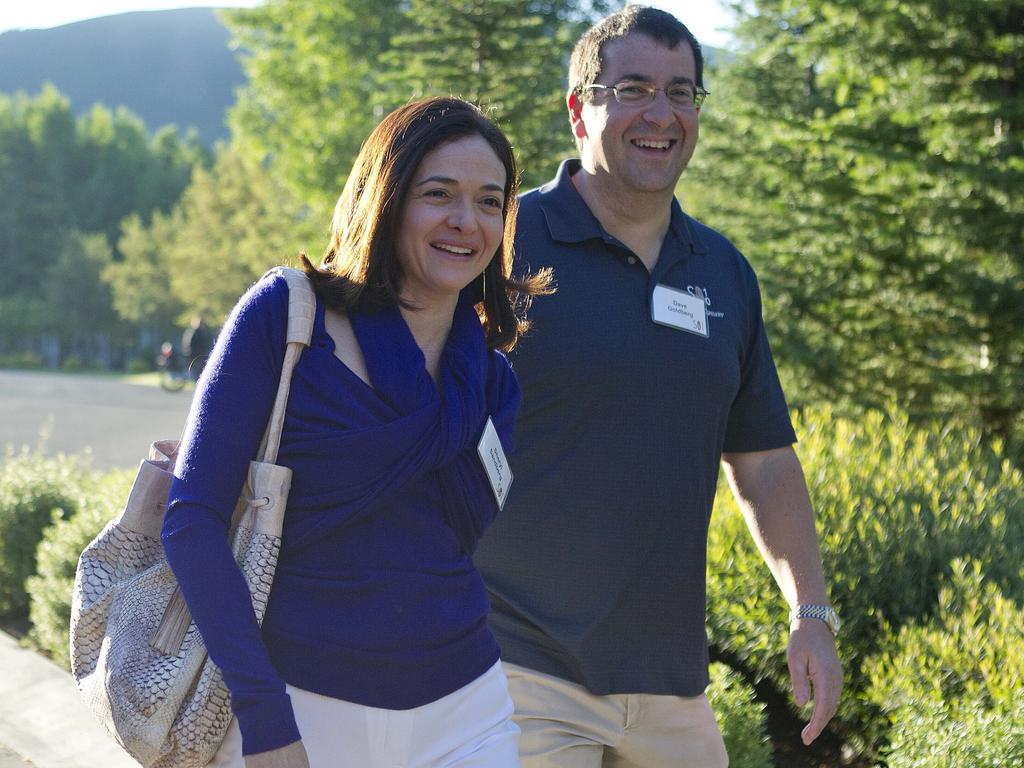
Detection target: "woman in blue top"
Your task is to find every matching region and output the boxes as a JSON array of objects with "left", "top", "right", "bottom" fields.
[{"left": 162, "top": 98, "right": 550, "bottom": 768}]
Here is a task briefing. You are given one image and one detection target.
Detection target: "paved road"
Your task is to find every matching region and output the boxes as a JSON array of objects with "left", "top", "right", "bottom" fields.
[
  {"left": 0, "top": 631, "right": 137, "bottom": 768},
  {"left": 0, "top": 371, "right": 193, "bottom": 471}
]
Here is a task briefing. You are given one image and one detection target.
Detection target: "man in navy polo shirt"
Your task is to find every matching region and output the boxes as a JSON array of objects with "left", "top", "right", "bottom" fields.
[{"left": 475, "top": 6, "right": 843, "bottom": 766}]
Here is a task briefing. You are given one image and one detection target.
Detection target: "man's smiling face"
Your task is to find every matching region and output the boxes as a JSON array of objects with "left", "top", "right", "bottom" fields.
[{"left": 571, "top": 32, "right": 700, "bottom": 197}]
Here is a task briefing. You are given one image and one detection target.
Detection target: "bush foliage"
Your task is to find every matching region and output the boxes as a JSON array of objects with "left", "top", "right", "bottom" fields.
[
  {"left": 706, "top": 663, "right": 773, "bottom": 768},
  {"left": 864, "top": 559, "right": 1024, "bottom": 767},
  {"left": 26, "top": 469, "right": 133, "bottom": 668},
  {"left": 5, "top": 405, "right": 1023, "bottom": 762},
  {"left": 0, "top": 449, "right": 90, "bottom": 617},
  {"left": 707, "top": 406, "right": 1024, "bottom": 753},
  {"left": 0, "top": 352, "right": 45, "bottom": 370}
]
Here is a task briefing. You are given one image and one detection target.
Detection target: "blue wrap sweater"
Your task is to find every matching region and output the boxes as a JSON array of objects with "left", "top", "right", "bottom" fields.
[{"left": 161, "top": 272, "right": 519, "bottom": 755}]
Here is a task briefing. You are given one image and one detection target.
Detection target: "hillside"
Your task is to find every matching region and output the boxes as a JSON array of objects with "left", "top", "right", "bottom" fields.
[{"left": 0, "top": 8, "right": 245, "bottom": 145}]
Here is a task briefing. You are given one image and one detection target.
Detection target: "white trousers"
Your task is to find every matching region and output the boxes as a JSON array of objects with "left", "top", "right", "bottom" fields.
[{"left": 208, "top": 661, "right": 520, "bottom": 768}]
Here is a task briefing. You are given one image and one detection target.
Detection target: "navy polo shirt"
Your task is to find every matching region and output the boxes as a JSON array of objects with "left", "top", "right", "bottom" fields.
[{"left": 475, "top": 160, "right": 796, "bottom": 696}]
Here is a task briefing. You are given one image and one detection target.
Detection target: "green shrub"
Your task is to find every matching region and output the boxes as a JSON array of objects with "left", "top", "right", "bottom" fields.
[
  {"left": 876, "top": 700, "right": 1024, "bottom": 768},
  {"left": 126, "top": 355, "right": 153, "bottom": 374},
  {"left": 707, "top": 663, "right": 773, "bottom": 768},
  {"left": 706, "top": 406, "right": 1024, "bottom": 755},
  {"left": 0, "top": 449, "right": 90, "bottom": 617},
  {"left": 0, "top": 352, "right": 44, "bottom": 369},
  {"left": 864, "top": 559, "right": 1024, "bottom": 767},
  {"left": 26, "top": 468, "right": 133, "bottom": 668},
  {"left": 60, "top": 356, "right": 92, "bottom": 372}
]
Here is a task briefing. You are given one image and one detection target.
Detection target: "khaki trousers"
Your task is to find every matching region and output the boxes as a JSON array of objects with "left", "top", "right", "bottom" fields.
[{"left": 504, "top": 663, "right": 728, "bottom": 768}]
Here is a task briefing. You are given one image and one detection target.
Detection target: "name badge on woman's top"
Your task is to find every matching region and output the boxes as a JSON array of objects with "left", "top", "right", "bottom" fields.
[
  {"left": 477, "top": 417, "right": 512, "bottom": 510},
  {"left": 651, "top": 283, "right": 709, "bottom": 337}
]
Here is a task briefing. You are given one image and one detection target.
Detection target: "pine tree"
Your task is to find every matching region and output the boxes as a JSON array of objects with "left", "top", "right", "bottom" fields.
[
  {"left": 224, "top": 0, "right": 404, "bottom": 215},
  {"left": 383, "top": 0, "right": 606, "bottom": 188},
  {"left": 225, "top": 0, "right": 609, "bottom": 201},
  {"left": 687, "top": 0, "right": 1024, "bottom": 453}
]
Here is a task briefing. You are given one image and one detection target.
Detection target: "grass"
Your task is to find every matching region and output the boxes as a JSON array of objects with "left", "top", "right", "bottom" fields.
[
  {"left": 0, "top": 367, "right": 175, "bottom": 389},
  {"left": 119, "top": 372, "right": 162, "bottom": 387}
]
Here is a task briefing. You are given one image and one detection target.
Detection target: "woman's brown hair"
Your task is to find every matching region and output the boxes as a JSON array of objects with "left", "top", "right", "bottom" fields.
[{"left": 301, "top": 97, "right": 550, "bottom": 352}]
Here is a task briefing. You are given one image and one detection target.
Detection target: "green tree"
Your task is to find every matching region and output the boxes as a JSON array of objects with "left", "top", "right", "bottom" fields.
[
  {"left": 687, "top": 0, "right": 1024, "bottom": 453},
  {"left": 0, "top": 88, "right": 72, "bottom": 310},
  {"left": 45, "top": 232, "right": 127, "bottom": 363},
  {"left": 224, "top": 0, "right": 404, "bottom": 215},
  {"left": 383, "top": 0, "right": 605, "bottom": 188},
  {"left": 0, "top": 86, "right": 208, "bottom": 364},
  {"left": 146, "top": 126, "right": 211, "bottom": 217},
  {"left": 105, "top": 212, "right": 185, "bottom": 333},
  {"left": 225, "top": 0, "right": 609, "bottom": 208},
  {"left": 74, "top": 105, "right": 208, "bottom": 246},
  {"left": 163, "top": 145, "right": 321, "bottom": 322},
  {"left": 107, "top": 144, "right": 318, "bottom": 334}
]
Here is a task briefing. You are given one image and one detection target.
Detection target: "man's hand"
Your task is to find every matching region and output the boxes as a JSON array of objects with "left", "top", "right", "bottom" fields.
[
  {"left": 787, "top": 618, "right": 843, "bottom": 745},
  {"left": 244, "top": 740, "right": 310, "bottom": 768}
]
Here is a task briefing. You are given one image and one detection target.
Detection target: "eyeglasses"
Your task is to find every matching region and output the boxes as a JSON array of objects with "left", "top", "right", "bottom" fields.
[{"left": 580, "top": 80, "right": 709, "bottom": 110}]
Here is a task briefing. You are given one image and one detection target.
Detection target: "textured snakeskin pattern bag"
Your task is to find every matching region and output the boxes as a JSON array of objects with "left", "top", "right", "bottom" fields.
[{"left": 70, "top": 268, "right": 315, "bottom": 768}]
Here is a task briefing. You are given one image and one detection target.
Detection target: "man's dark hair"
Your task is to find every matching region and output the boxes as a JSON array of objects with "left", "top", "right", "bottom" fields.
[{"left": 568, "top": 5, "right": 704, "bottom": 96}]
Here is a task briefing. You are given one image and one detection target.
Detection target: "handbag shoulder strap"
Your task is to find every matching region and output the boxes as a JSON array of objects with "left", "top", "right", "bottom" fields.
[
  {"left": 150, "top": 268, "right": 315, "bottom": 656},
  {"left": 255, "top": 266, "right": 315, "bottom": 465}
]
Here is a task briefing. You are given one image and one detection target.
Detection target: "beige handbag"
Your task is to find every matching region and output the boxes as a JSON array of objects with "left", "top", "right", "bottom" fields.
[{"left": 70, "top": 267, "right": 315, "bottom": 768}]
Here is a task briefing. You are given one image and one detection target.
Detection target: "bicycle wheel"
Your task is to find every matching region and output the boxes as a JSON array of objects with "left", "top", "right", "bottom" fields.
[{"left": 159, "top": 370, "right": 186, "bottom": 392}]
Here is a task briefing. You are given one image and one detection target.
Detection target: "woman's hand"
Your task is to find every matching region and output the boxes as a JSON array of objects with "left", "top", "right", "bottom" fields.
[{"left": 244, "top": 740, "right": 310, "bottom": 768}]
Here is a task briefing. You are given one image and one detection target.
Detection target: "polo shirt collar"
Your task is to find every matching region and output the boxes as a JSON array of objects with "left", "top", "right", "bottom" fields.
[{"left": 537, "top": 159, "right": 709, "bottom": 257}]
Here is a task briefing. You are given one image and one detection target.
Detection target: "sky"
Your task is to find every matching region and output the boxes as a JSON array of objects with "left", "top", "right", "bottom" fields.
[{"left": 0, "top": 1, "right": 736, "bottom": 47}]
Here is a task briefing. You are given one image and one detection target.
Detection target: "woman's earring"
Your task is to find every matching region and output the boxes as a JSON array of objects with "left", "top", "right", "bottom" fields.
[{"left": 481, "top": 270, "right": 487, "bottom": 304}]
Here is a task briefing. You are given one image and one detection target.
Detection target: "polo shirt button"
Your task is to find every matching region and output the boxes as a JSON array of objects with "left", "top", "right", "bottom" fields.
[{"left": 627, "top": 256, "right": 637, "bottom": 265}]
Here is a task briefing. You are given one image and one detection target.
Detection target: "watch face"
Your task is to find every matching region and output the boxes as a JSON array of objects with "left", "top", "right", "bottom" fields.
[{"left": 826, "top": 609, "right": 841, "bottom": 634}]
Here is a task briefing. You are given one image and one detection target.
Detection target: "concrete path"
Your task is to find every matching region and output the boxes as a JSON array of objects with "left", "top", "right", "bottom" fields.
[
  {"left": 0, "top": 371, "right": 192, "bottom": 471},
  {"left": 0, "top": 631, "right": 138, "bottom": 767}
]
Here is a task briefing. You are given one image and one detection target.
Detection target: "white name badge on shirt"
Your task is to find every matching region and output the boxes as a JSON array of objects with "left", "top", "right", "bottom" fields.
[
  {"left": 651, "top": 283, "right": 709, "bottom": 337},
  {"left": 477, "top": 417, "right": 513, "bottom": 510}
]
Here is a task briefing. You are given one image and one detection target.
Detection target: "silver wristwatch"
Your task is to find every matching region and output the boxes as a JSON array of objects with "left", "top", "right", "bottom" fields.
[{"left": 789, "top": 604, "right": 841, "bottom": 636}]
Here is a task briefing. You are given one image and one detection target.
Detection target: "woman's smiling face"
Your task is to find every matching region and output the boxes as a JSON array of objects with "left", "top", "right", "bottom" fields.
[{"left": 395, "top": 134, "right": 507, "bottom": 307}]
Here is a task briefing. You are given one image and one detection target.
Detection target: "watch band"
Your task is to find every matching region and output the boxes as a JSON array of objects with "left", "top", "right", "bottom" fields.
[{"left": 789, "top": 604, "right": 840, "bottom": 636}]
